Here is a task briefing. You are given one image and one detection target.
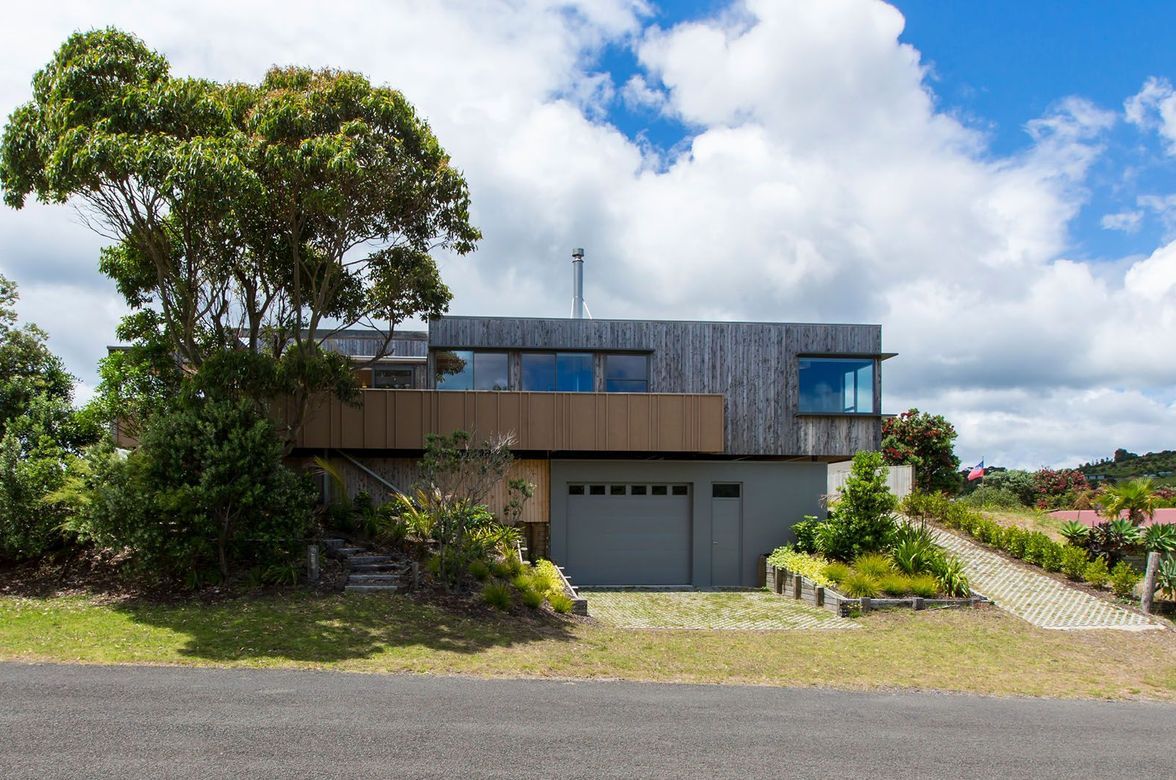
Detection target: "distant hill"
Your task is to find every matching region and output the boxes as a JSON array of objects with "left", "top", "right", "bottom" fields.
[{"left": 1078, "top": 450, "right": 1176, "bottom": 485}]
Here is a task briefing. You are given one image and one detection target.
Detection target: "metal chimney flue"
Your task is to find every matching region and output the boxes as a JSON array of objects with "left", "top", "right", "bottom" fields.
[{"left": 571, "top": 247, "right": 585, "bottom": 319}]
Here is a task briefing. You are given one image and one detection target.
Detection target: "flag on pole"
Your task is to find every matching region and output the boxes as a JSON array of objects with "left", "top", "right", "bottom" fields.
[{"left": 967, "top": 460, "right": 985, "bottom": 481}]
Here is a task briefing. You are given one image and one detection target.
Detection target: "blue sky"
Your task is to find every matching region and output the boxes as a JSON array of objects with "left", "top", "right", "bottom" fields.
[{"left": 2, "top": 0, "right": 1176, "bottom": 468}]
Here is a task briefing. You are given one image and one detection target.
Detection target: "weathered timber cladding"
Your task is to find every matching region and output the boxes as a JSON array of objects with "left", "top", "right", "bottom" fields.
[
  {"left": 319, "top": 329, "right": 428, "bottom": 358},
  {"left": 430, "top": 316, "right": 884, "bottom": 457},
  {"left": 293, "top": 389, "right": 725, "bottom": 454},
  {"left": 327, "top": 457, "right": 550, "bottom": 525}
]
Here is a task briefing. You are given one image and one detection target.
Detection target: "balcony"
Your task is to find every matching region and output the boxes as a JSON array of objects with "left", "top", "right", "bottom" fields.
[{"left": 292, "top": 389, "right": 725, "bottom": 453}]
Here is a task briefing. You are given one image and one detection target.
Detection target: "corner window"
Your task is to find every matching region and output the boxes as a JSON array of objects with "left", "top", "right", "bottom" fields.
[
  {"left": 521, "top": 352, "right": 594, "bottom": 392},
  {"left": 604, "top": 353, "right": 649, "bottom": 392},
  {"left": 435, "top": 350, "right": 509, "bottom": 391},
  {"left": 798, "top": 358, "right": 876, "bottom": 414}
]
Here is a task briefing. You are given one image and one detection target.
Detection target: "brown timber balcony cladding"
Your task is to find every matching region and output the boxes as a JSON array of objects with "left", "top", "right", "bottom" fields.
[{"left": 293, "top": 389, "right": 726, "bottom": 453}]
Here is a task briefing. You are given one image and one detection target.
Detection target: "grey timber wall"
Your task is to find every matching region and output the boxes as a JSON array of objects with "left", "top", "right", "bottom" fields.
[{"left": 431, "top": 316, "right": 884, "bottom": 457}]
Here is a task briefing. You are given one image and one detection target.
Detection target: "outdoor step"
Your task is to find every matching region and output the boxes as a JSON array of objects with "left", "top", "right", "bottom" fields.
[
  {"left": 349, "top": 564, "right": 405, "bottom": 573},
  {"left": 344, "top": 584, "right": 400, "bottom": 594},
  {"left": 348, "top": 575, "right": 401, "bottom": 585},
  {"left": 321, "top": 537, "right": 346, "bottom": 547},
  {"left": 346, "top": 555, "right": 392, "bottom": 565},
  {"left": 336, "top": 547, "right": 367, "bottom": 556}
]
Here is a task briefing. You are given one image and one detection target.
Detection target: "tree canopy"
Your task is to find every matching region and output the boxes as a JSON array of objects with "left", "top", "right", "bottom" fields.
[
  {"left": 881, "top": 408, "right": 962, "bottom": 494},
  {"left": 1, "top": 28, "right": 481, "bottom": 440}
]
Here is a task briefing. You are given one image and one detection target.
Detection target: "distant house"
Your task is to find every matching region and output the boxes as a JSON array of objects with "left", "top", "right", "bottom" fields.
[{"left": 295, "top": 314, "right": 894, "bottom": 588}]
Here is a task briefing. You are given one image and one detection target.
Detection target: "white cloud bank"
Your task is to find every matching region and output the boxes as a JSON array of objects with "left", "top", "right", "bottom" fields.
[{"left": 0, "top": 0, "right": 1174, "bottom": 467}]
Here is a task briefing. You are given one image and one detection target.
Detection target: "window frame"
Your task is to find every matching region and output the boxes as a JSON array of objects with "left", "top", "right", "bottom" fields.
[
  {"left": 796, "top": 356, "right": 879, "bottom": 415},
  {"left": 603, "top": 352, "right": 650, "bottom": 393},
  {"left": 434, "top": 349, "right": 510, "bottom": 391}
]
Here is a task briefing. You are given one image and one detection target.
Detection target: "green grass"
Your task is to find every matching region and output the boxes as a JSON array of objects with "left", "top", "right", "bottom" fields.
[
  {"left": 981, "top": 508, "right": 1070, "bottom": 542},
  {"left": 0, "top": 593, "right": 1173, "bottom": 701}
]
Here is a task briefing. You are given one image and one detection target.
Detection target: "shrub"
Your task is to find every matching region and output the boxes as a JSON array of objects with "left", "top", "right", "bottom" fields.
[
  {"left": 532, "top": 559, "right": 564, "bottom": 598},
  {"left": 1084, "top": 557, "right": 1110, "bottom": 589},
  {"left": 1156, "top": 558, "right": 1176, "bottom": 601},
  {"left": 1086, "top": 519, "right": 1142, "bottom": 566},
  {"left": 1109, "top": 562, "right": 1140, "bottom": 599},
  {"left": 841, "top": 572, "right": 880, "bottom": 598},
  {"left": 511, "top": 573, "right": 535, "bottom": 592},
  {"left": 767, "top": 547, "right": 832, "bottom": 587},
  {"left": 65, "top": 397, "right": 314, "bottom": 583},
  {"left": 1039, "top": 542, "right": 1063, "bottom": 573},
  {"left": 890, "top": 537, "right": 940, "bottom": 576},
  {"left": 900, "top": 491, "right": 952, "bottom": 524},
  {"left": 492, "top": 555, "right": 525, "bottom": 580},
  {"left": 853, "top": 552, "right": 895, "bottom": 580},
  {"left": 1060, "top": 546, "right": 1089, "bottom": 580},
  {"left": 1002, "top": 527, "right": 1028, "bottom": 558},
  {"left": 822, "top": 561, "right": 851, "bottom": 586},
  {"left": 1143, "top": 523, "right": 1176, "bottom": 554},
  {"left": 482, "top": 582, "right": 512, "bottom": 610},
  {"left": 468, "top": 559, "right": 490, "bottom": 581},
  {"left": 878, "top": 573, "right": 913, "bottom": 596},
  {"left": 548, "top": 592, "right": 574, "bottom": 614},
  {"left": 881, "top": 408, "right": 961, "bottom": 494},
  {"left": 979, "top": 469, "right": 1035, "bottom": 505},
  {"left": 908, "top": 574, "right": 940, "bottom": 598},
  {"left": 813, "top": 451, "right": 898, "bottom": 561},
  {"left": 1058, "top": 520, "right": 1089, "bottom": 546},
  {"left": 520, "top": 588, "right": 544, "bottom": 609},
  {"left": 790, "top": 516, "right": 821, "bottom": 554},
  {"left": 959, "top": 487, "right": 1023, "bottom": 510},
  {"left": 929, "top": 555, "right": 970, "bottom": 597}
]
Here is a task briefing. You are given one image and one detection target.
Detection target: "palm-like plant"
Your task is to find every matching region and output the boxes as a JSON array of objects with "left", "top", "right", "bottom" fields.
[
  {"left": 1097, "top": 478, "right": 1158, "bottom": 526},
  {"left": 1143, "top": 523, "right": 1176, "bottom": 555}
]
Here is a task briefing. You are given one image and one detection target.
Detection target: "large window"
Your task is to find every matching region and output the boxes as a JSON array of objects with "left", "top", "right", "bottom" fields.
[
  {"left": 605, "top": 353, "right": 649, "bottom": 392},
  {"left": 372, "top": 365, "right": 416, "bottom": 389},
  {"left": 798, "top": 358, "right": 875, "bottom": 414},
  {"left": 521, "top": 352, "right": 594, "bottom": 392},
  {"left": 435, "top": 350, "right": 509, "bottom": 391}
]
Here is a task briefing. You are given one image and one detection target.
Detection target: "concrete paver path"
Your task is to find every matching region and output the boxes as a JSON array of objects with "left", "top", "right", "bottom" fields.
[
  {"left": 582, "top": 589, "right": 859, "bottom": 630},
  {"left": 932, "top": 528, "right": 1163, "bottom": 631}
]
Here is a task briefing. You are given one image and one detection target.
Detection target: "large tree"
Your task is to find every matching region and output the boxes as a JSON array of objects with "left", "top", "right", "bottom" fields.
[
  {"left": 881, "top": 408, "right": 962, "bottom": 494},
  {"left": 1, "top": 28, "right": 480, "bottom": 442}
]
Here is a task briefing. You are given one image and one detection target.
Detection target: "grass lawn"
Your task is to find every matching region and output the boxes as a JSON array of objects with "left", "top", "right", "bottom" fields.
[{"left": 1, "top": 592, "right": 1174, "bottom": 700}]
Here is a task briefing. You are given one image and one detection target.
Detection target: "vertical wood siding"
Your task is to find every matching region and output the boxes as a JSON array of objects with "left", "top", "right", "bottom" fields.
[{"left": 429, "top": 317, "right": 884, "bottom": 457}]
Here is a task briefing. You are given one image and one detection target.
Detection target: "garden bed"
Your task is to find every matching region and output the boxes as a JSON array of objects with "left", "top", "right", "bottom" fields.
[{"left": 763, "top": 560, "right": 988, "bottom": 617}]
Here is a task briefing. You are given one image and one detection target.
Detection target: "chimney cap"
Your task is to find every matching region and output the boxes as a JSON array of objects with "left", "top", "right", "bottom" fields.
[{"left": 571, "top": 247, "right": 585, "bottom": 259}]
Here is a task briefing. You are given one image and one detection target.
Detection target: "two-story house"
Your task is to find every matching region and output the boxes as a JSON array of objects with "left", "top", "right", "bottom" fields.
[{"left": 294, "top": 314, "right": 892, "bottom": 588}]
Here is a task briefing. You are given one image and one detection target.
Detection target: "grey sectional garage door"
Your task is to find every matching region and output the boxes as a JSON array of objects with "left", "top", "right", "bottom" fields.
[{"left": 565, "top": 483, "right": 691, "bottom": 586}]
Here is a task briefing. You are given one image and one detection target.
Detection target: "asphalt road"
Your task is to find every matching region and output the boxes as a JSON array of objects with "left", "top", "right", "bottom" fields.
[{"left": 0, "top": 662, "right": 1173, "bottom": 779}]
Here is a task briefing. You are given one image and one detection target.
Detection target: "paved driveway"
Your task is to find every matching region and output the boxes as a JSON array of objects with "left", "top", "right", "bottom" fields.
[
  {"left": 2, "top": 663, "right": 1173, "bottom": 779},
  {"left": 582, "top": 589, "right": 858, "bottom": 630}
]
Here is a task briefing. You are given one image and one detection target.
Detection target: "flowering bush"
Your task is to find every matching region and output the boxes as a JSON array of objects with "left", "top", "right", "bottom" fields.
[
  {"left": 881, "top": 408, "right": 961, "bottom": 494},
  {"left": 1031, "top": 468, "right": 1089, "bottom": 508}
]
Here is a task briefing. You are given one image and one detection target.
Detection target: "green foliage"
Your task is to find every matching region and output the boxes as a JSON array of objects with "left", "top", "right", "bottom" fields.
[
  {"left": 0, "top": 273, "right": 100, "bottom": 560},
  {"left": 841, "top": 572, "right": 880, "bottom": 598},
  {"left": 468, "top": 559, "right": 490, "bottom": 581},
  {"left": 812, "top": 451, "right": 898, "bottom": 561},
  {"left": 548, "top": 592, "right": 574, "bottom": 614},
  {"left": 959, "top": 486, "right": 1023, "bottom": 510},
  {"left": 1059, "top": 521, "right": 1089, "bottom": 546},
  {"left": 1096, "top": 478, "right": 1158, "bottom": 525},
  {"left": 1060, "top": 546, "right": 1090, "bottom": 580},
  {"left": 2, "top": 28, "right": 481, "bottom": 445},
  {"left": 1142, "top": 523, "right": 1176, "bottom": 554},
  {"left": 889, "top": 522, "right": 941, "bottom": 575},
  {"left": 1086, "top": 519, "right": 1142, "bottom": 565},
  {"left": 492, "top": 554, "right": 525, "bottom": 580},
  {"left": 531, "top": 560, "right": 564, "bottom": 599},
  {"left": 881, "top": 408, "right": 961, "bottom": 494},
  {"left": 821, "top": 561, "right": 851, "bottom": 585},
  {"left": 64, "top": 392, "right": 314, "bottom": 581},
  {"left": 767, "top": 547, "right": 832, "bottom": 587},
  {"left": 1155, "top": 558, "right": 1176, "bottom": 601},
  {"left": 908, "top": 574, "right": 940, "bottom": 598},
  {"left": 790, "top": 516, "right": 821, "bottom": 554},
  {"left": 976, "top": 469, "right": 1035, "bottom": 505},
  {"left": 878, "top": 573, "right": 914, "bottom": 596},
  {"left": 1109, "top": 562, "right": 1141, "bottom": 600},
  {"left": 852, "top": 553, "right": 895, "bottom": 580},
  {"left": 928, "top": 555, "right": 971, "bottom": 597},
  {"left": 481, "top": 582, "right": 512, "bottom": 611},
  {"left": 520, "top": 588, "right": 544, "bottom": 609},
  {"left": 1083, "top": 557, "right": 1110, "bottom": 589}
]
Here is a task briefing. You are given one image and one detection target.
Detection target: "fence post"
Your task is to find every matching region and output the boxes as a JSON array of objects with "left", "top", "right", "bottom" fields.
[
  {"left": 792, "top": 574, "right": 802, "bottom": 599},
  {"left": 306, "top": 544, "right": 320, "bottom": 584},
  {"left": 1141, "top": 551, "right": 1161, "bottom": 614}
]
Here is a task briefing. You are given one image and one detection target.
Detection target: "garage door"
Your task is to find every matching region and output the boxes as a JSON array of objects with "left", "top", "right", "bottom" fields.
[{"left": 565, "top": 482, "right": 691, "bottom": 586}]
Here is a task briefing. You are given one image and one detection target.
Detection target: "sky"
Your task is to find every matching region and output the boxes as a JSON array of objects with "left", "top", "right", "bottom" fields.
[{"left": 1, "top": 0, "right": 1175, "bottom": 470}]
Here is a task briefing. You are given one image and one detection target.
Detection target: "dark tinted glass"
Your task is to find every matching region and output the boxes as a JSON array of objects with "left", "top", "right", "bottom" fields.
[
  {"left": 630, "top": 485, "right": 647, "bottom": 495},
  {"left": 568, "top": 484, "right": 585, "bottom": 495},
  {"left": 435, "top": 350, "right": 473, "bottom": 390},
  {"left": 604, "top": 354, "right": 648, "bottom": 392},
  {"left": 473, "top": 352, "right": 509, "bottom": 391},
  {"left": 609, "top": 484, "right": 626, "bottom": 495},
  {"left": 589, "top": 484, "right": 606, "bottom": 496},
  {"left": 521, "top": 353, "right": 556, "bottom": 391},
  {"left": 556, "top": 353, "right": 594, "bottom": 391},
  {"left": 651, "top": 485, "right": 668, "bottom": 496},
  {"left": 671, "top": 485, "right": 688, "bottom": 496},
  {"left": 798, "top": 358, "right": 875, "bottom": 413},
  {"left": 712, "top": 483, "right": 741, "bottom": 498}
]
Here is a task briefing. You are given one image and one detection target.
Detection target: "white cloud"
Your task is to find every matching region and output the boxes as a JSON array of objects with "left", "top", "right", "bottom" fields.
[
  {"left": 1125, "top": 76, "right": 1176, "bottom": 154},
  {"left": 1101, "top": 210, "right": 1143, "bottom": 233},
  {"left": 1, "top": 0, "right": 1175, "bottom": 468}
]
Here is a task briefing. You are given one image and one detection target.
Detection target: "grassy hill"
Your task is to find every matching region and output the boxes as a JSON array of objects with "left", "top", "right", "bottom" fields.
[{"left": 1078, "top": 450, "right": 1176, "bottom": 485}]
